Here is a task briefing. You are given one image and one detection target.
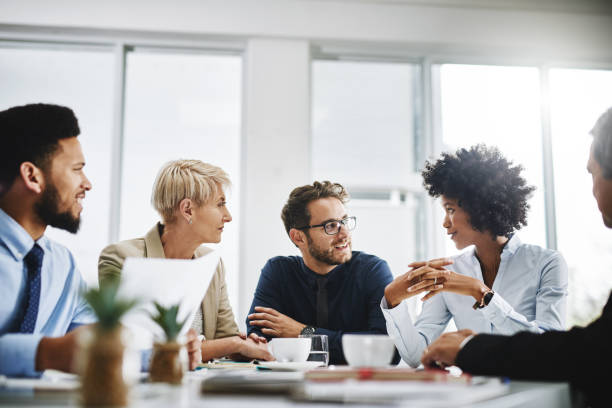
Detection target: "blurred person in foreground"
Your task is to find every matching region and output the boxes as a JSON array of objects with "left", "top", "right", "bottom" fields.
[
  {"left": 99, "top": 159, "right": 272, "bottom": 362},
  {"left": 382, "top": 145, "right": 568, "bottom": 367},
  {"left": 421, "top": 107, "right": 612, "bottom": 408},
  {"left": 246, "top": 181, "right": 399, "bottom": 365},
  {"left": 0, "top": 104, "right": 201, "bottom": 376}
]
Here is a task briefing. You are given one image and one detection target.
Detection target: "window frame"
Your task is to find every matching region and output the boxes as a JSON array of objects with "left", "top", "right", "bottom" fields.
[
  {"left": 0, "top": 31, "right": 245, "bottom": 246},
  {"left": 313, "top": 44, "right": 612, "bottom": 261},
  {"left": 3, "top": 25, "right": 612, "bottom": 324}
]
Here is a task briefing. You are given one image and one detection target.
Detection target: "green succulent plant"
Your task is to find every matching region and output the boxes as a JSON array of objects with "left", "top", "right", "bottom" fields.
[
  {"left": 83, "top": 282, "right": 138, "bottom": 332},
  {"left": 150, "top": 302, "right": 188, "bottom": 342}
]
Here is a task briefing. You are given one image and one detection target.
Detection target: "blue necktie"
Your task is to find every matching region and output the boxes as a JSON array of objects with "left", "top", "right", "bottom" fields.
[{"left": 19, "top": 244, "right": 44, "bottom": 333}]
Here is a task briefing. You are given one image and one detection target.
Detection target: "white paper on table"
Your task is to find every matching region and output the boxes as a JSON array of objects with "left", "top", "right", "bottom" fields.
[
  {"left": 117, "top": 251, "right": 219, "bottom": 350},
  {"left": 0, "top": 370, "right": 80, "bottom": 390},
  {"left": 298, "top": 378, "right": 508, "bottom": 407}
]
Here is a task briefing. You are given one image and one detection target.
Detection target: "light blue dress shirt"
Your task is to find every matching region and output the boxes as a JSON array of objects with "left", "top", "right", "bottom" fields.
[
  {"left": 381, "top": 235, "right": 568, "bottom": 367},
  {"left": 0, "top": 208, "right": 96, "bottom": 377}
]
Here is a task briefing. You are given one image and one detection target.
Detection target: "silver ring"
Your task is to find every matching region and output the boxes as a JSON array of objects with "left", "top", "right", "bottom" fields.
[{"left": 434, "top": 277, "right": 437, "bottom": 285}]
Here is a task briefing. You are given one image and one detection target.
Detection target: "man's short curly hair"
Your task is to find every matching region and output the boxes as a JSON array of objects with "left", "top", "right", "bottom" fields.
[
  {"left": 281, "top": 181, "right": 349, "bottom": 236},
  {"left": 422, "top": 144, "right": 535, "bottom": 238}
]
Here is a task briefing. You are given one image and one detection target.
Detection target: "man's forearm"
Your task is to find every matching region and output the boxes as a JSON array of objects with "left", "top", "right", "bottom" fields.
[{"left": 36, "top": 336, "right": 76, "bottom": 373}]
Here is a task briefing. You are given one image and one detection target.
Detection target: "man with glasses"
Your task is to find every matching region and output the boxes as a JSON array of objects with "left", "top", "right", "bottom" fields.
[{"left": 247, "top": 181, "right": 397, "bottom": 364}]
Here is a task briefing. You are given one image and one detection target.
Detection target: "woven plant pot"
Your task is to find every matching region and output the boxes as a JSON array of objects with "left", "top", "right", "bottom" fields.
[
  {"left": 149, "top": 342, "right": 185, "bottom": 384},
  {"left": 80, "top": 325, "right": 128, "bottom": 406}
]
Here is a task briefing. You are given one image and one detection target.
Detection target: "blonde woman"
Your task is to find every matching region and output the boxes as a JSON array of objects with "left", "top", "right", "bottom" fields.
[{"left": 98, "top": 159, "right": 272, "bottom": 362}]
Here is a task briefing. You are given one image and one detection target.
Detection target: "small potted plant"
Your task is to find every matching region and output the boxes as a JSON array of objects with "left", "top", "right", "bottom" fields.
[
  {"left": 80, "top": 283, "right": 138, "bottom": 407},
  {"left": 148, "top": 302, "right": 189, "bottom": 384}
]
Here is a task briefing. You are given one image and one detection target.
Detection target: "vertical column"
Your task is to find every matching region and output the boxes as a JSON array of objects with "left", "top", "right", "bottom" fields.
[
  {"left": 238, "top": 38, "right": 311, "bottom": 328},
  {"left": 420, "top": 59, "right": 444, "bottom": 260},
  {"left": 539, "top": 66, "right": 558, "bottom": 250},
  {"left": 108, "top": 43, "right": 127, "bottom": 245}
]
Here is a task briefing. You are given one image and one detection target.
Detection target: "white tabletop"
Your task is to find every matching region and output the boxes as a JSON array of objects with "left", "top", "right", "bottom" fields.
[{"left": 0, "top": 371, "right": 573, "bottom": 408}]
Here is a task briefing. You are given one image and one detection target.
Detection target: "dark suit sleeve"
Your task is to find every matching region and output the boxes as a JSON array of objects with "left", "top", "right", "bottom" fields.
[
  {"left": 456, "top": 294, "right": 612, "bottom": 405},
  {"left": 246, "top": 260, "right": 284, "bottom": 338}
]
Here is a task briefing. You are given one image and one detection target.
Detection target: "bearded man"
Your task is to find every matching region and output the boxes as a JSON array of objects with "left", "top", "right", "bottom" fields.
[
  {"left": 0, "top": 103, "right": 201, "bottom": 377},
  {"left": 247, "top": 181, "right": 397, "bottom": 364}
]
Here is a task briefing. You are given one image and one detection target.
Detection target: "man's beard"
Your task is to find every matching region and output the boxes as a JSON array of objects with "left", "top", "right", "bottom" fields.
[
  {"left": 34, "top": 181, "right": 81, "bottom": 234},
  {"left": 305, "top": 232, "right": 352, "bottom": 266}
]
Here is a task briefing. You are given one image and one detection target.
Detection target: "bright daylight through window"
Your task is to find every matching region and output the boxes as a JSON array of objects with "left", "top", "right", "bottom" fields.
[
  {"left": 439, "top": 64, "right": 546, "bottom": 254},
  {"left": 0, "top": 45, "right": 115, "bottom": 287},
  {"left": 121, "top": 50, "right": 242, "bottom": 312},
  {"left": 550, "top": 68, "right": 612, "bottom": 326},
  {"left": 312, "top": 59, "right": 419, "bottom": 281},
  {"left": 439, "top": 63, "right": 612, "bottom": 327}
]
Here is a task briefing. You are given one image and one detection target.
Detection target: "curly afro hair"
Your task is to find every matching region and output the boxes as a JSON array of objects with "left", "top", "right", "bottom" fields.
[{"left": 422, "top": 144, "right": 535, "bottom": 238}]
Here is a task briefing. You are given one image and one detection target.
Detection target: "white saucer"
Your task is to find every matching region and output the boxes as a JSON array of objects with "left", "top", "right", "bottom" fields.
[{"left": 258, "top": 361, "right": 324, "bottom": 371}]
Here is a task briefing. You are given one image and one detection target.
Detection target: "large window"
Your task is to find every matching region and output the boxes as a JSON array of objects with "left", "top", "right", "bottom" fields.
[
  {"left": 2, "top": 34, "right": 611, "bottom": 330},
  {"left": 438, "top": 64, "right": 547, "bottom": 255},
  {"left": 438, "top": 63, "right": 612, "bottom": 326},
  {"left": 311, "top": 59, "right": 612, "bottom": 328},
  {"left": 312, "top": 59, "right": 420, "bottom": 315},
  {"left": 312, "top": 60, "right": 416, "bottom": 188},
  {"left": 0, "top": 43, "right": 243, "bottom": 305},
  {"left": 121, "top": 49, "right": 242, "bottom": 312},
  {"left": 0, "top": 45, "right": 115, "bottom": 287},
  {"left": 549, "top": 68, "right": 612, "bottom": 326}
]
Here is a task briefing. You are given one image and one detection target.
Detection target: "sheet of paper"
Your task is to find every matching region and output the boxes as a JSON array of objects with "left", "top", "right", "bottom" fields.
[
  {"left": 117, "top": 251, "right": 219, "bottom": 349},
  {"left": 0, "top": 370, "right": 80, "bottom": 390},
  {"left": 297, "top": 378, "right": 508, "bottom": 406}
]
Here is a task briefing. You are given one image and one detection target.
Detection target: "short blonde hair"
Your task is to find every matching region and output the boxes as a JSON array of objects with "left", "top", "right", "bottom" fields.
[{"left": 151, "top": 159, "right": 231, "bottom": 223}]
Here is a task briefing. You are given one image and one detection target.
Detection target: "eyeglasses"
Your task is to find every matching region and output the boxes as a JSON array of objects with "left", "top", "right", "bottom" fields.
[{"left": 297, "top": 216, "right": 357, "bottom": 236}]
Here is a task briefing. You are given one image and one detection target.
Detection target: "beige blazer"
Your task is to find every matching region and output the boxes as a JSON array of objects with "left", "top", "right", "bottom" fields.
[{"left": 98, "top": 223, "right": 239, "bottom": 340}]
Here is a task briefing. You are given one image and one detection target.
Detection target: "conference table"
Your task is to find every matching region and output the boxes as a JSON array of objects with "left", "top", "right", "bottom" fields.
[{"left": 0, "top": 368, "right": 577, "bottom": 408}]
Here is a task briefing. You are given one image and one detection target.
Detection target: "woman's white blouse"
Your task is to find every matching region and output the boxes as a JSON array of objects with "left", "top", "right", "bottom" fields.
[{"left": 381, "top": 235, "right": 568, "bottom": 367}]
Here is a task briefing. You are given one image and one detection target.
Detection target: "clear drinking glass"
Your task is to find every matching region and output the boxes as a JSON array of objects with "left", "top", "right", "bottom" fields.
[{"left": 299, "top": 334, "right": 329, "bottom": 366}]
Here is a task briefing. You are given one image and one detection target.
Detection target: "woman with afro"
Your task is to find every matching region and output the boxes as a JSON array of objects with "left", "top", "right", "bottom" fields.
[{"left": 382, "top": 144, "right": 568, "bottom": 367}]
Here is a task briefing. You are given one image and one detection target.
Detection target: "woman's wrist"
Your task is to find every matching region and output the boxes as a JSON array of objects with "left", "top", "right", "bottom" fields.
[
  {"left": 228, "top": 335, "right": 242, "bottom": 354},
  {"left": 471, "top": 282, "right": 489, "bottom": 302},
  {"left": 384, "top": 285, "right": 402, "bottom": 309}
]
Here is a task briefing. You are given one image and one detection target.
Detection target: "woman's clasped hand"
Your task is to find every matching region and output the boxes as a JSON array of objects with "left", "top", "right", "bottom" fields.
[
  {"left": 405, "top": 258, "right": 490, "bottom": 302},
  {"left": 385, "top": 257, "right": 491, "bottom": 308}
]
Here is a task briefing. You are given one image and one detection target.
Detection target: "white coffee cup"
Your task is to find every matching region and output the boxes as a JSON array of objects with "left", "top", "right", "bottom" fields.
[
  {"left": 342, "top": 334, "right": 396, "bottom": 367},
  {"left": 268, "top": 338, "right": 311, "bottom": 362}
]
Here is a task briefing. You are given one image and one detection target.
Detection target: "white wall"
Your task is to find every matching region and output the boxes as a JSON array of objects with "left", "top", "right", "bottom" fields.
[
  {"left": 240, "top": 38, "right": 310, "bottom": 327},
  {"left": 1, "top": 0, "right": 612, "bottom": 61}
]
